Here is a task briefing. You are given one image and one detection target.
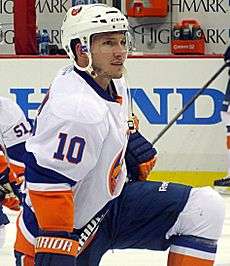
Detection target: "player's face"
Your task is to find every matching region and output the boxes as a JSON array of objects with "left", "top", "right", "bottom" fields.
[{"left": 90, "top": 32, "right": 128, "bottom": 80}]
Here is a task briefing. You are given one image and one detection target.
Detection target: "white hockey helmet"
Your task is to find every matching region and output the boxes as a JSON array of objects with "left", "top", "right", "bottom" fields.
[{"left": 61, "top": 4, "right": 129, "bottom": 71}]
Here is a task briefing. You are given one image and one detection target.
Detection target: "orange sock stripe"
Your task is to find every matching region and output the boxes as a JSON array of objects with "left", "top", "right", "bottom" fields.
[
  {"left": 14, "top": 215, "right": 35, "bottom": 257},
  {"left": 168, "top": 252, "right": 214, "bottom": 266},
  {"left": 29, "top": 189, "right": 74, "bottom": 232}
]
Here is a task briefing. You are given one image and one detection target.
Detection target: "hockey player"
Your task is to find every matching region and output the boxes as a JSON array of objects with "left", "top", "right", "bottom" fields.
[
  {"left": 0, "top": 96, "right": 31, "bottom": 249},
  {"left": 14, "top": 4, "right": 225, "bottom": 266},
  {"left": 213, "top": 47, "right": 230, "bottom": 193}
]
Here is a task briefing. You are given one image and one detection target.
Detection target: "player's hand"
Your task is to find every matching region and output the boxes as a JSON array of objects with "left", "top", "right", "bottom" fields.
[
  {"left": 1, "top": 182, "right": 20, "bottom": 211},
  {"left": 128, "top": 114, "right": 139, "bottom": 131},
  {"left": 9, "top": 174, "right": 24, "bottom": 203},
  {"left": 35, "top": 231, "right": 79, "bottom": 266},
  {"left": 125, "top": 131, "right": 157, "bottom": 181},
  {"left": 0, "top": 169, "right": 21, "bottom": 211}
]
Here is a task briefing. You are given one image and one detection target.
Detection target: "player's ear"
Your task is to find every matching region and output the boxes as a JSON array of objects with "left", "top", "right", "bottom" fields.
[{"left": 75, "top": 43, "right": 89, "bottom": 67}]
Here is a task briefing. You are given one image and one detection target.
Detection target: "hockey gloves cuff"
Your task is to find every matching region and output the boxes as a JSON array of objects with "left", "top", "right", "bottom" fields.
[{"left": 125, "top": 131, "right": 157, "bottom": 181}]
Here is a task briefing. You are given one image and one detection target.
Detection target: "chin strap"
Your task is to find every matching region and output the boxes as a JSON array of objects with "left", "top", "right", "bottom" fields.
[{"left": 73, "top": 52, "right": 98, "bottom": 79}]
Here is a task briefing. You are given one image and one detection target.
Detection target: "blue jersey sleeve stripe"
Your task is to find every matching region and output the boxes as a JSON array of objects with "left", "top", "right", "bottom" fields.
[
  {"left": 6, "top": 142, "right": 27, "bottom": 164},
  {"left": 24, "top": 152, "right": 76, "bottom": 186}
]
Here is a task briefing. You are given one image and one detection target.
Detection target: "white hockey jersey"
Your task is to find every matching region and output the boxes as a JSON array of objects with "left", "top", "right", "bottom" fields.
[
  {"left": 0, "top": 96, "right": 31, "bottom": 148},
  {"left": 25, "top": 66, "right": 130, "bottom": 229},
  {"left": 0, "top": 96, "right": 31, "bottom": 177}
]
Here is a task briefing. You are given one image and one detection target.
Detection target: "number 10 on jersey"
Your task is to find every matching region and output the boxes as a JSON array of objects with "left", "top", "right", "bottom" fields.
[{"left": 53, "top": 132, "right": 86, "bottom": 164}]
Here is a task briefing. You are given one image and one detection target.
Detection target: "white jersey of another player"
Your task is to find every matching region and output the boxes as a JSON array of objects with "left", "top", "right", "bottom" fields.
[
  {"left": 0, "top": 96, "right": 31, "bottom": 174},
  {"left": 25, "top": 65, "right": 129, "bottom": 228},
  {"left": 0, "top": 96, "right": 31, "bottom": 249},
  {"left": 0, "top": 96, "right": 31, "bottom": 147}
]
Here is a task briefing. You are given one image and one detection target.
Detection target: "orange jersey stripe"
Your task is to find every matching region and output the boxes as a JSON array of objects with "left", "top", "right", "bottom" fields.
[
  {"left": 29, "top": 189, "right": 74, "bottom": 232},
  {"left": 14, "top": 214, "right": 35, "bottom": 257},
  {"left": 168, "top": 252, "right": 214, "bottom": 266}
]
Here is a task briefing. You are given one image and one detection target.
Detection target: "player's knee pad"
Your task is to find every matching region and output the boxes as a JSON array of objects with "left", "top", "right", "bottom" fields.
[
  {"left": 0, "top": 224, "right": 6, "bottom": 248},
  {"left": 167, "top": 187, "right": 225, "bottom": 240}
]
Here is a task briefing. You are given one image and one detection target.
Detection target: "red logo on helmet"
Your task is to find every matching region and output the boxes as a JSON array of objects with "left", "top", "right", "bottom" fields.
[{"left": 71, "top": 7, "right": 82, "bottom": 16}]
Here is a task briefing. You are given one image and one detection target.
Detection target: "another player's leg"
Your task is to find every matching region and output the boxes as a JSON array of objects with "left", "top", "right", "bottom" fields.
[
  {"left": 167, "top": 187, "right": 225, "bottom": 265},
  {"left": 0, "top": 205, "right": 9, "bottom": 249},
  {"left": 14, "top": 207, "right": 36, "bottom": 266}
]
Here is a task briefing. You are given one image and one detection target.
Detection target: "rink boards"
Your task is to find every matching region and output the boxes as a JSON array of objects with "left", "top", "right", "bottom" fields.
[{"left": 0, "top": 56, "right": 228, "bottom": 186}]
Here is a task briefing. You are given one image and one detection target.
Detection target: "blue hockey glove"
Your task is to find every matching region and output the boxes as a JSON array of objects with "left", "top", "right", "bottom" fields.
[
  {"left": 125, "top": 131, "right": 157, "bottom": 181},
  {"left": 35, "top": 230, "right": 79, "bottom": 266}
]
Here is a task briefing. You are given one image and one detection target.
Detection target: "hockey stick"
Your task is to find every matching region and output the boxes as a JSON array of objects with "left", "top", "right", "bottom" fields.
[
  {"left": 151, "top": 61, "right": 230, "bottom": 146},
  {"left": 151, "top": 46, "right": 230, "bottom": 145}
]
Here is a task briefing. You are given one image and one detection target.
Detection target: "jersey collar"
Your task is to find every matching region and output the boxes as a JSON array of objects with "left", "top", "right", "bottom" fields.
[{"left": 74, "top": 67, "right": 117, "bottom": 102}]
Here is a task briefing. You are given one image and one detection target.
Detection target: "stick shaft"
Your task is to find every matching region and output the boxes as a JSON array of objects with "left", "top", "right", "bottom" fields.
[{"left": 152, "top": 62, "right": 229, "bottom": 145}]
